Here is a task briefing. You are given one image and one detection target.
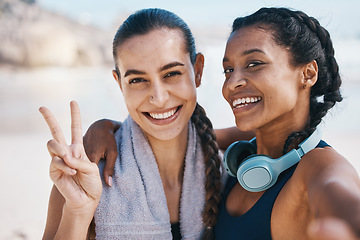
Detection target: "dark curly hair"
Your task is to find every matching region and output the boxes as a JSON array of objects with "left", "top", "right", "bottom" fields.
[{"left": 231, "top": 7, "right": 343, "bottom": 153}]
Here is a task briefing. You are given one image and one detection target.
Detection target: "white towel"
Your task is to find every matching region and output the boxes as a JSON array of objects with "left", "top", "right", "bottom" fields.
[{"left": 95, "top": 116, "right": 205, "bottom": 239}]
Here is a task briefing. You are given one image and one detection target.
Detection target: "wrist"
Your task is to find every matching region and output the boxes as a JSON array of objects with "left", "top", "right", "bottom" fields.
[
  {"left": 63, "top": 201, "right": 97, "bottom": 220},
  {"left": 54, "top": 204, "right": 96, "bottom": 240}
]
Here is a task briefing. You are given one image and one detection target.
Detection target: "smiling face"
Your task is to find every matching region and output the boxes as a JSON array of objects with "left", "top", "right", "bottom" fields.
[
  {"left": 113, "top": 28, "right": 202, "bottom": 142},
  {"left": 222, "top": 26, "right": 311, "bottom": 133}
]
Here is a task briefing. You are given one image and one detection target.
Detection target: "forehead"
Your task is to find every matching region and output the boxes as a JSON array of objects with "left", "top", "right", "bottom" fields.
[
  {"left": 225, "top": 26, "right": 282, "bottom": 56},
  {"left": 116, "top": 29, "right": 189, "bottom": 70}
]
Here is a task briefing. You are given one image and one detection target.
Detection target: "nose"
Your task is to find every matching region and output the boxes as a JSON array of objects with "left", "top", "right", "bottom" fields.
[
  {"left": 224, "top": 69, "right": 247, "bottom": 91},
  {"left": 149, "top": 81, "right": 169, "bottom": 107}
]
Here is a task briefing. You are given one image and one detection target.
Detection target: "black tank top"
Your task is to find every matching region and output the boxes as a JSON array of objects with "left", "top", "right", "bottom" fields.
[
  {"left": 171, "top": 222, "right": 181, "bottom": 240},
  {"left": 214, "top": 140, "right": 329, "bottom": 240}
]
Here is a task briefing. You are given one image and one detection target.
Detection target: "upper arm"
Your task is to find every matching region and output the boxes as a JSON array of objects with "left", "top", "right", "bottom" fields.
[
  {"left": 214, "top": 127, "right": 254, "bottom": 151},
  {"left": 87, "top": 218, "right": 96, "bottom": 240},
  {"left": 42, "top": 185, "right": 65, "bottom": 240}
]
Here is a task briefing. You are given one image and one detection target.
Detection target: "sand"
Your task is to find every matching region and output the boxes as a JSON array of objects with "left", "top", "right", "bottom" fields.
[{"left": 0, "top": 64, "right": 359, "bottom": 239}]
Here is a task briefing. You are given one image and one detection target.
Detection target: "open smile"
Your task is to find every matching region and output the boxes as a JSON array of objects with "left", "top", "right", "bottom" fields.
[
  {"left": 232, "top": 96, "right": 262, "bottom": 109},
  {"left": 146, "top": 106, "right": 181, "bottom": 121},
  {"left": 149, "top": 108, "right": 177, "bottom": 119}
]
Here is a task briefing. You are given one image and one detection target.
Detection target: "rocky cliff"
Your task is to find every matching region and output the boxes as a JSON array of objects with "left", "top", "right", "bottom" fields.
[{"left": 0, "top": 0, "right": 113, "bottom": 67}]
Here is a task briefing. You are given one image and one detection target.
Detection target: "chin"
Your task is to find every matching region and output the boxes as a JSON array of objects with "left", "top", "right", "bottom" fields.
[
  {"left": 152, "top": 132, "right": 182, "bottom": 141},
  {"left": 235, "top": 121, "right": 256, "bottom": 132}
]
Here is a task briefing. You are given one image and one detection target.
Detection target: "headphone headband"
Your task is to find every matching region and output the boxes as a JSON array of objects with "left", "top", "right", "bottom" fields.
[
  {"left": 224, "top": 128, "right": 322, "bottom": 192},
  {"left": 298, "top": 128, "right": 322, "bottom": 156}
]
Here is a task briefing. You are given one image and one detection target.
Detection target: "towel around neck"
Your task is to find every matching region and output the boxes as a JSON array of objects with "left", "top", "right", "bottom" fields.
[{"left": 95, "top": 116, "right": 206, "bottom": 240}]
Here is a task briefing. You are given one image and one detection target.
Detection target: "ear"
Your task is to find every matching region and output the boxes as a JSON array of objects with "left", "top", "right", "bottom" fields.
[
  {"left": 301, "top": 60, "right": 318, "bottom": 89},
  {"left": 194, "top": 53, "right": 205, "bottom": 88},
  {"left": 112, "top": 69, "right": 123, "bottom": 92}
]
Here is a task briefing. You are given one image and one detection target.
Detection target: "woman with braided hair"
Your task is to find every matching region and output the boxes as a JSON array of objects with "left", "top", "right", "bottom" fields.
[
  {"left": 214, "top": 7, "right": 360, "bottom": 240},
  {"left": 39, "top": 8, "right": 242, "bottom": 240},
  {"left": 80, "top": 6, "right": 360, "bottom": 240}
]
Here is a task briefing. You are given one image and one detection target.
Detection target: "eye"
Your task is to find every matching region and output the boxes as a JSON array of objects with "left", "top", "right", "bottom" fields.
[
  {"left": 164, "top": 71, "right": 181, "bottom": 78},
  {"left": 223, "top": 68, "right": 233, "bottom": 74},
  {"left": 223, "top": 68, "right": 234, "bottom": 80},
  {"left": 247, "top": 61, "right": 264, "bottom": 68},
  {"left": 129, "top": 78, "right": 146, "bottom": 84}
]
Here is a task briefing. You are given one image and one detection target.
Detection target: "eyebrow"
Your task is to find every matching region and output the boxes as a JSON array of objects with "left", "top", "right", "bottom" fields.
[
  {"left": 160, "top": 61, "right": 185, "bottom": 71},
  {"left": 123, "top": 61, "right": 185, "bottom": 78},
  {"left": 242, "top": 49, "right": 265, "bottom": 56},
  {"left": 124, "top": 69, "right": 146, "bottom": 78},
  {"left": 223, "top": 48, "right": 266, "bottom": 63}
]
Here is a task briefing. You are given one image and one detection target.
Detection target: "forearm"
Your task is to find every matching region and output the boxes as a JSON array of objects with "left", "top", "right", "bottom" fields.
[
  {"left": 54, "top": 204, "right": 95, "bottom": 240},
  {"left": 214, "top": 127, "right": 254, "bottom": 151}
]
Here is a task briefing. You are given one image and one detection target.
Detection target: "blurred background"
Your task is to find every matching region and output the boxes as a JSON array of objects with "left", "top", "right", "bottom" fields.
[{"left": 0, "top": 0, "right": 359, "bottom": 239}]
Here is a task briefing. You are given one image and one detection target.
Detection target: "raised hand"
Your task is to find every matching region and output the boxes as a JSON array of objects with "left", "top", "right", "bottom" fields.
[
  {"left": 308, "top": 218, "right": 360, "bottom": 240},
  {"left": 39, "top": 101, "right": 102, "bottom": 211}
]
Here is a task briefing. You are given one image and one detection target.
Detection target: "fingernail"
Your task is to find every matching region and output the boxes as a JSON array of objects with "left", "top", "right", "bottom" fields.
[
  {"left": 108, "top": 176, "right": 113, "bottom": 187},
  {"left": 69, "top": 168, "right": 77, "bottom": 175}
]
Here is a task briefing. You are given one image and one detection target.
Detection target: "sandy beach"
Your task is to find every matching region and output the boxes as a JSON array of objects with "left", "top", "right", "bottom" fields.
[
  {"left": 0, "top": 66, "right": 126, "bottom": 240},
  {"left": 1, "top": 0, "right": 360, "bottom": 239},
  {"left": 1, "top": 55, "right": 359, "bottom": 239}
]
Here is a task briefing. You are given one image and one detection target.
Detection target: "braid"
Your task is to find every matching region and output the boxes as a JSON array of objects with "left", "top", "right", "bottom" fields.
[
  {"left": 232, "top": 8, "right": 343, "bottom": 153},
  {"left": 281, "top": 9, "right": 343, "bottom": 153},
  {"left": 191, "top": 103, "right": 222, "bottom": 240}
]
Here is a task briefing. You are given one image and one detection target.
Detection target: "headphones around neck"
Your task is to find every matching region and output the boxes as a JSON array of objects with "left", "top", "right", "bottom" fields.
[{"left": 223, "top": 128, "right": 322, "bottom": 192}]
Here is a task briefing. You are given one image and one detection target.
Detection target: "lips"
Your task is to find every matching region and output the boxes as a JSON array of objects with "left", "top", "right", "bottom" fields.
[
  {"left": 147, "top": 106, "right": 180, "bottom": 120},
  {"left": 232, "top": 96, "right": 262, "bottom": 108}
]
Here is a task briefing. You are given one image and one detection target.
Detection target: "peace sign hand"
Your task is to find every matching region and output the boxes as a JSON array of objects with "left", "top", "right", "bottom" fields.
[{"left": 39, "top": 101, "right": 102, "bottom": 212}]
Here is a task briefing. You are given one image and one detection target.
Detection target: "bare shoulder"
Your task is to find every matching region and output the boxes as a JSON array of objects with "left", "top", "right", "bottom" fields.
[
  {"left": 273, "top": 147, "right": 360, "bottom": 239},
  {"left": 297, "top": 146, "right": 360, "bottom": 191}
]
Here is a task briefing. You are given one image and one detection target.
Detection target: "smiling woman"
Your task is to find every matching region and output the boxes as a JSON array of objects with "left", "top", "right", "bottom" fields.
[
  {"left": 222, "top": 25, "right": 311, "bottom": 133},
  {"left": 41, "top": 8, "right": 223, "bottom": 240},
  {"left": 214, "top": 7, "right": 360, "bottom": 240},
  {"left": 114, "top": 29, "right": 200, "bottom": 141}
]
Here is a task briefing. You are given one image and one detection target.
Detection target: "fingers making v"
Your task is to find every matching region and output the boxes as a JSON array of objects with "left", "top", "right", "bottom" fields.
[
  {"left": 69, "top": 101, "right": 85, "bottom": 158},
  {"left": 39, "top": 105, "right": 67, "bottom": 145}
]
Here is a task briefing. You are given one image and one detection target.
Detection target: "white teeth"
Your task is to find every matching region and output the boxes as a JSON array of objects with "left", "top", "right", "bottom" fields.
[
  {"left": 232, "top": 96, "right": 262, "bottom": 107},
  {"left": 149, "top": 108, "right": 176, "bottom": 119}
]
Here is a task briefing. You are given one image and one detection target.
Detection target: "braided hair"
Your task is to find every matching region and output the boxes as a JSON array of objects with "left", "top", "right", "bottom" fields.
[
  {"left": 231, "top": 7, "right": 343, "bottom": 153},
  {"left": 191, "top": 103, "right": 222, "bottom": 239},
  {"left": 112, "top": 8, "right": 222, "bottom": 239}
]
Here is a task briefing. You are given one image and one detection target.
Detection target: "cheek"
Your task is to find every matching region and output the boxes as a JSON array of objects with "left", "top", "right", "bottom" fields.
[
  {"left": 122, "top": 89, "right": 143, "bottom": 112},
  {"left": 177, "top": 75, "right": 197, "bottom": 99},
  {"left": 221, "top": 82, "right": 230, "bottom": 104},
  {"left": 181, "top": 86, "right": 197, "bottom": 108},
  {"left": 265, "top": 83, "right": 298, "bottom": 112}
]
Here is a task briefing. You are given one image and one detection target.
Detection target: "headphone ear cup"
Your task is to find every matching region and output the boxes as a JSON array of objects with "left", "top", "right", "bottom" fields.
[{"left": 223, "top": 141, "right": 257, "bottom": 177}]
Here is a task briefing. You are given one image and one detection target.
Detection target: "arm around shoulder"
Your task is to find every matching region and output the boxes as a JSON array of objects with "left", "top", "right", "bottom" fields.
[
  {"left": 215, "top": 127, "right": 254, "bottom": 151},
  {"left": 83, "top": 118, "right": 121, "bottom": 186}
]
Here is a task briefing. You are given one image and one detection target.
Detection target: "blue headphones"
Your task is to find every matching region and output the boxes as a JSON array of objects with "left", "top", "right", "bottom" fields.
[{"left": 223, "top": 128, "right": 322, "bottom": 192}]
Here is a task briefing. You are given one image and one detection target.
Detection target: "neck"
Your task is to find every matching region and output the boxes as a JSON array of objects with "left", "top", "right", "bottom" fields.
[
  {"left": 147, "top": 126, "right": 189, "bottom": 186},
  {"left": 256, "top": 101, "right": 310, "bottom": 158}
]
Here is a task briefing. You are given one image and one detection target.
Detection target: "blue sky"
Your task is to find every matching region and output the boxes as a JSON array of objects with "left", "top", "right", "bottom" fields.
[{"left": 38, "top": 0, "right": 360, "bottom": 38}]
